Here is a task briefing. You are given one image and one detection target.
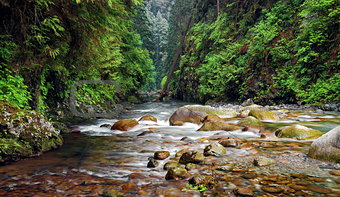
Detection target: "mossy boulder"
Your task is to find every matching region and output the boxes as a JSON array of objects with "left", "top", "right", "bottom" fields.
[
  {"left": 204, "top": 143, "right": 227, "bottom": 156},
  {"left": 198, "top": 121, "right": 240, "bottom": 131},
  {"left": 163, "top": 161, "right": 181, "bottom": 170},
  {"left": 237, "top": 116, "right": 264, "bottom": 127},
  {"left": 248, "top": 109, "right": 280, "bottom": 120},
  {"left": 111, "top": 119, "right": 139, "bottom": 131},
  {"left": 165, "top": 167, "right": 190, "bottom": 180},
  {"left": 189, "top": 175, "right": 218, "bottom": 189},
  {"left": 202, "top": 115, "right": 224, "bottom": 123},
  {"left": 179, "top": 151, "right": 205, "bottom": 164},
  {"left": 275, "top": 124, "right": 323, "bottom": 140},
  {"left": 185, "top": 105, "right": 238, "bottom": 118},
  {"left": 139, "top": 115, "right": 157, "bottom": 122},
  {"left": 308, "top": 126, "right": 340, "bottom": 163},
  {"left": 0, "top": 101, "right": 63, "bottom": 163}
]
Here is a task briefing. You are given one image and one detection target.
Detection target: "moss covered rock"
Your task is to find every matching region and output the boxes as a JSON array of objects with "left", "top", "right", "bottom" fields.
[
  {"left": 179, "top": 151, "right": 205, "bottom": 164},
  {"left": 204, "top": 143, "right": 227, "bottom": 156},
  {"left": 237, "top": 116, "right": 264, "bottom": 127},
  {"left": 198, "top": 121, "right": 240, "bottom": 131},
  {"left": 275, "top": 124, "right": 323, "bottom": 140},
  {"left": 308, "top": 126, "right": 340, "bottom": 163},
  {"left": 249, "top": 109, "right": 280, "bottom": 120},
  {"left": 0, "top": 101, "right": 63, "bottom": 163},
  {"left": 165, "top": 167, "right": 190, "bottom": 180}
]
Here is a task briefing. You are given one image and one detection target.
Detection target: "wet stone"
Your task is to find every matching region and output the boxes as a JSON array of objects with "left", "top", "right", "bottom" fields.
[
  {"left": 154, "top": 151, "right": 170, "bottom": 160},
  {"left": 137, "top": 130, "right": 154, "bottom": 136},
  {"left": 253, "top": 157, "right": 276, "bottom": 167},
  {"left": 189, "top": 176, "right": 218, "bottom": 189},
  {"left": 185, "top": 163, "right": 196, "bottom": 171},
  {"left": 291, "top": 173, "right": 308, "bottom": 179},
  {"left": 335, "top": 178, "right": 340, "bottom": 184},
  {"left": 204, "top": 143, "right": 226, "bottom": 156},
  {"left": 213, "top": 164, "right": 234, "bottom": 172},
  {"left": 175, "top": 148, "right": 190, "bottom": 158},
  {"left": 329, "top": 170, "right": 340, "bottom": 176},
  {"left": 306, "top": 185, "right": 332, "bottom": 194},
  {"left": 261, "top": 186, "right": 283, "bottom": 193},
  {"left": 165, "top": 167, "right": 190, "bottom": 180},
  {"left": 100, "top": 124, "right": 111, "bottom": 128},
  {"left": 179, "top": 151, "right": 205, "bottom": 164},
  {"left": 163, "top": 161, "right": 181, "bottom": 170},
  {"left": 234, "top": 187, "right": 254, "bottom": 196},
  {"left": 242, "top": 173, "right": 257, "bottom": 179},
  {"left": 147, "top": 158, "right": 159, "bottom": 168}
]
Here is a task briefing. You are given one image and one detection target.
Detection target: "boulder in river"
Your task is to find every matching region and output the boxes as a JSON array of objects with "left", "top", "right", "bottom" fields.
[
  {"left": 248, "top": 109, "right": 280, "bottom": 120},
  {"left": 154, "top": 151, "right": 170, "bottom": 160},
  {"left": 308, "top": 126, "right": 340, "bottom": 163},
  {"left": 189, "top": 175, "right": 218, "bottom": 189},
  {"left": 237, "top": 116, "right": 264, "bottom": 127},
  {"left": 275, "top": 124, "right": 323, "bottom": 140},
  {"left": 163, "top": 161, "right": 181, "bottom": 170},
  {"left": 198, "top": 121, "right": 240, "bottom": 131},
  {"left": 139, "top": 115, "right": 157, "bottom": 122},
  {"left": 169, "top": 107, "right": 207, "bottom": 125},
  {"left": 204, "top": 143, "right": 227, "bottom": 156},
  {"left": 0, "top": 101, "right": 63, "bottom": 163},
  {"left": 165, "top": 167, "right": 190, "bottom": 180},
  {"left": 202, "top": 114, "right": 224, "bottom": 122},
  {"left": 147, "top": 158, "right": 159, "bottom": 168},
  {"left": 111, "top": 119, "right": 139, "bottom": 131},
  {"left": 179, "top": 151, "right": 205, "bottom": 164}
]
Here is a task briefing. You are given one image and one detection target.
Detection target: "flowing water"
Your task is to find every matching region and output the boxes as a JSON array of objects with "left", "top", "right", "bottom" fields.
[{"left": 0, "top": 102, "right": 339, "bottom": 196}]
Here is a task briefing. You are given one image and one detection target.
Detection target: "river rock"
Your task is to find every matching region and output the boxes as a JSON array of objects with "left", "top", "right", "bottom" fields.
[
  {"left": 204, "top": 143, "right": 227, "bottom": 156},
  {"left": 329, "top": 170, "right": 340, "bottom": 176},
  {"left": 308, "top": 126, "right": 340, "bottom": 163},
  {"left": 169, "top": 107, "right": 207, "bottom": 125},
  {"left": 219, "top": 137, "right": 245, "bottom": 147},
  {"left": 234, "top": 187, "right": 254, "bottom": 196},
  {"left": 202, "top": 115, "right": 224, "bottom": 122},
  {"left": 0, "top": 101, "right": 63, "bottom": 163},
  {"left": 248, "top": 109, "right": 280, "bottom": 120},
  {"left": 179, "top": 151, "right": 205, "bottom": 164},
  {"left": 139, "top": 115, "right": 157, "bottom": 122},
  {"left": 175, "top": 148, "right": 190, "bottom": 158},
  {"left": 147, "top": 158, "right": 159, "bottom": 168},
  {"left": 165, "top": 167, "right": 190, "bottom": 180},
  {"left": 241, "top": 99, "right": 254, "bottom": 107},
  {"left": 198, "top": 121, "right": 240, "bottom": 131},
  {"left": 100, "top": 124, "right": 111, "bottom": 128},
  {"left": 237, "top": 116, "right": 264, "bottom": 127},
  {"left": 239, "top": 109, "right": 250, "bottom": 118},
  {"left": 253, "top": 157, "right": 276, "bottom": 167},
  {"left": 188, "top": 175, "right": 218, "bottom": 189},
  {"left": 261, "top": 186, "right": 283, "bottom": 193},
  {"left": 163, "top": 161, "right": 181, "bottom": 170},
  {"left": 275, "top": 124, "right": 323, "bottom": 140},
  {"left": 185, "top": 105, "right": 238, "bottom": 118},
  {"left": 111, "top": 119, "right": 139, "bottom": 131},
  {"left": 154, "top": 151, "right": 170, "bottom": 160},
  {"left": 185, "top": 163, "right": 196, "bottom": 170}
]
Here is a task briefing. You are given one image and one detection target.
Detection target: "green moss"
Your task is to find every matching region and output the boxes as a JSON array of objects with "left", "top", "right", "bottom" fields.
[
  {"left": 237, "top": 116, "right": 264, "bottom": 127},
  {"left": 275, "top": 125, "right": 323, "bottom": 140},
  {"left": 0, "top": 138, "right": 33, "bottom": 158},
  {"left": 249, "top": 110, "right": 280, "bottom": 121}
]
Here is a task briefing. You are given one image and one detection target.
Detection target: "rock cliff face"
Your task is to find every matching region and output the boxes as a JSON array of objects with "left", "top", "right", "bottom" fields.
[{"left": 0, "top": 101, "right": 63, "bottom": 163}]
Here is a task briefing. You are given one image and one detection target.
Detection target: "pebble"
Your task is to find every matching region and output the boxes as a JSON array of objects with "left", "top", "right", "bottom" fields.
[
  {"left": 261, "top": 186, "right": 283, "bottom": 193},
  {"left": 306, "top": 185, "right": 332, "bottom": 194},
  {"left": 234, "top": 187, "right": 254, "bottom": 196}
]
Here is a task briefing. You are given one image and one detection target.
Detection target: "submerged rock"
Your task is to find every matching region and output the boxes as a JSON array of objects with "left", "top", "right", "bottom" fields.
[
  {"left": 154, "top": 151, "right": 170, "bottom": 160},
  {"left": 248, "top": 109, "right": 280, "bottom": 120},
  {"left": 308, "top": 126, "right": 340, "bottom": 163},
  {"left": 188, "top": 175, "right": 218, "bottom": 189},
  {"left": 111, "top": 119, "right": 138, "bottom": 131},
  {"left": 179, "top": 151, "right": 205, "bottom": 164},
  {"left": 100, "top": 124, "right": 111, "bottom": 128},
  {"left": 198, "top": 121, "right": 240, "bottom": 131},
  {"left": 0, "top": 101, "right": 63, "bottom": 163},
  {"left": 165, "top": 167, "right": 190, "bottom": 180},
  {"left": 219, "top": 137, "right": 245, "bottom": 147},
  {"left": 275, "top": 124, "right": 323, "bottom": 140},
  {"left": 204, "top": 143, "right": 227, "bottom": 156},
  {"left": 139, "top": 115, "right": 157, "bottom": 122},
  {"left": 253, "top": 157, "right": 276, "bottom": 167}
]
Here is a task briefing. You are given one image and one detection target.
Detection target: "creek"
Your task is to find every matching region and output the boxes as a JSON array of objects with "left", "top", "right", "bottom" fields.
[{"left": 0, "top": 101, "right": 339, "bottom": 196}]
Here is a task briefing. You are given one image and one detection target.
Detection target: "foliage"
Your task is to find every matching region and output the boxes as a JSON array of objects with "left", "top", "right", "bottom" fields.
[
  {"left": 0, "top": 0, "right": 154, "bottom": 111},
  {"left": 182, "top": 183, "right": 208, "bottom": 192},
  {"left": 172, "top": 0, "right": 339, "bottom": 104}
]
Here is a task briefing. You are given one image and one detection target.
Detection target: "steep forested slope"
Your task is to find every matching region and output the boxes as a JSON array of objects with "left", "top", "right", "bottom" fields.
[
  {"left": 0, "top": 0, "right": 154, "bottom": 111},
  {"left": 169, "top": 0, "right": 339, "bottom": 104}
]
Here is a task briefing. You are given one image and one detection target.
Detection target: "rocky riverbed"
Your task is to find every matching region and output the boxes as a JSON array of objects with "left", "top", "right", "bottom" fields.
[{"left": 0, "top": 101, "right": 339, "bottom": 196}]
